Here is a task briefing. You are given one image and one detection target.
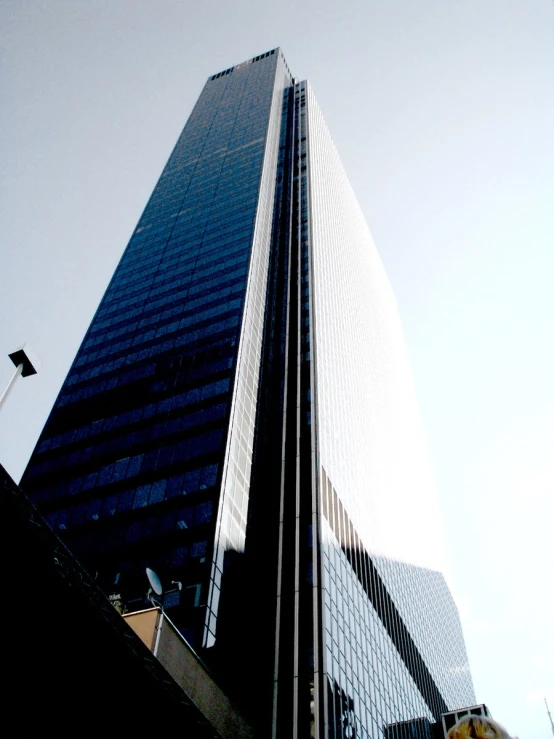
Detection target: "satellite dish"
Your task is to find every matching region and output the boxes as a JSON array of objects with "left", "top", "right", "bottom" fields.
[{"left": 146, "top": 567, "right": 163, "bottom": 596}]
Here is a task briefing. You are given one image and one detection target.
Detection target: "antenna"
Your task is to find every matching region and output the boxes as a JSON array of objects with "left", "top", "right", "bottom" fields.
[
  {"left": 546, "top": 698, "right": 554, "bottom": 736},
  {"left": 145, "top": 567, "right": 163, "bottom": 604}
]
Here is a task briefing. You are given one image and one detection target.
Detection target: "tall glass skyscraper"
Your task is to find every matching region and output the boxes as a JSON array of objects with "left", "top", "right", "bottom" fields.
[{"left": 21, "top": 49, "right": 475, "bottom": 737}]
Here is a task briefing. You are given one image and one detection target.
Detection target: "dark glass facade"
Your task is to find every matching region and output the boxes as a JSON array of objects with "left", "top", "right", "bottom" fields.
[{"left": 21, "top": 49, "right": 475, "bottom": 737}]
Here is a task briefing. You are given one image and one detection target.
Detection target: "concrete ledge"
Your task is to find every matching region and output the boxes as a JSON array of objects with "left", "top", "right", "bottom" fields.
[{"left": 124, "top": 608, "right": 253, "bottom": 739}]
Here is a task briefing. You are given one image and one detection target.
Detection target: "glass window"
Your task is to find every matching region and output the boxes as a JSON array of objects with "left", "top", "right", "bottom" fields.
[
  {"left": 133, "top": 485, "right": 150, "bottom": 509},
  {"left": 97, "top": 464, "right": 113, "bottom": 487},
  {"left": 141, "top": 450, "right": 158, "bottom": 473},
  {"left": 117, "top": 488, "right": 134, "bottom": 513},
  {"left": 101, "top": 494, "right": 119, "bottom": 518},
  {"left": 111, "top": 457, "right": 129, "bottom": 482},
  {"left": 82, "top": 471, "right": 98, "bottom": 491},
  {"left": 176, "top": 507, "right": 194, "bottom": 530},
  {"left": 86, "top": 498, "right": 102, "bottom": 522},
  {"left": 199, "top": 464, "right": 218, "bottom": 489},
  {"left": 183, "top": 468, "right": 200, "bottom": 493},
  {"left": 68, "top": 477, "right": 82, "bottom": 496},
  {"left": 191, "top": 540, "right": 207, "bottom": 559},
  {"left": 171, "top": 545, "right": 188, "bottom": 567},
  {"left": 166, "top": 474, "right": 184, "bottom": 498},
  {"left": 195, "top": 501, "right": 213, "bottom": 524},
  {"left": 70, "top": 503, "right": 88, "bottom": 527},
  {"left": 148, "top": 479, "right": 166, "bottom": 504}
]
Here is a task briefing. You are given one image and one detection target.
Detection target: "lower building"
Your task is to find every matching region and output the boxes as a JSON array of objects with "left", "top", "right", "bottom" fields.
[{"left": 1, "top": 462, "right": 249, "bottom": 738}]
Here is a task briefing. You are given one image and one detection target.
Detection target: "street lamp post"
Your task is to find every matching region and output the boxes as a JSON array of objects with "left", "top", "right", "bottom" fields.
[{"left": 0, "top": 344, "right": 41, "bottom": 412}]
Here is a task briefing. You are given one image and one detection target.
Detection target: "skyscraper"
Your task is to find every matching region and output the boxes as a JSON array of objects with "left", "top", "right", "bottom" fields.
[{"left": 21, "top": 49, "right": 475, "bottom": 737}]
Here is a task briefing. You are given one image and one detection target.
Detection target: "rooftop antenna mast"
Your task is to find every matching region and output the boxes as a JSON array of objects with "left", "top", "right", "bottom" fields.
[{"left": 546, "top": 698, "right": 554, "bottom": 736}]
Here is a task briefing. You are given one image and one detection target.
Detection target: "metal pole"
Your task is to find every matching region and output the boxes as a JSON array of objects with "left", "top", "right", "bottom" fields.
[
  {"left": 546, "top": 698, "right": 554, "bottom": 736},
  {"left": 0, "top": 362, "right": 23, "bottom": 411}
]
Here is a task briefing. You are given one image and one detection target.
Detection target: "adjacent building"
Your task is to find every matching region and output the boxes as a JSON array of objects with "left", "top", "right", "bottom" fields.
[{"left": 21, "top": 49, "right": 475, "bottom": 737}]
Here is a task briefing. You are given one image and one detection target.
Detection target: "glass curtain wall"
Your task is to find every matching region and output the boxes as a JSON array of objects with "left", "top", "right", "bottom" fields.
[{"left": 21, "top": 49, "right": 291, "bottom": 650}]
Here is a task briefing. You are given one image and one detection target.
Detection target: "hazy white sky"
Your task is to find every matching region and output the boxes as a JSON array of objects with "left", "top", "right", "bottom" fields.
[{"left": 1, "top": 2, "right": 553, "bottom": 736}]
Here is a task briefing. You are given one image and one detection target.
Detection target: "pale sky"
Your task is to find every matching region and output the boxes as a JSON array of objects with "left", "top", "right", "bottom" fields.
[{"left": 1, "top": 2, "right": 553, "bottom": 737}]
